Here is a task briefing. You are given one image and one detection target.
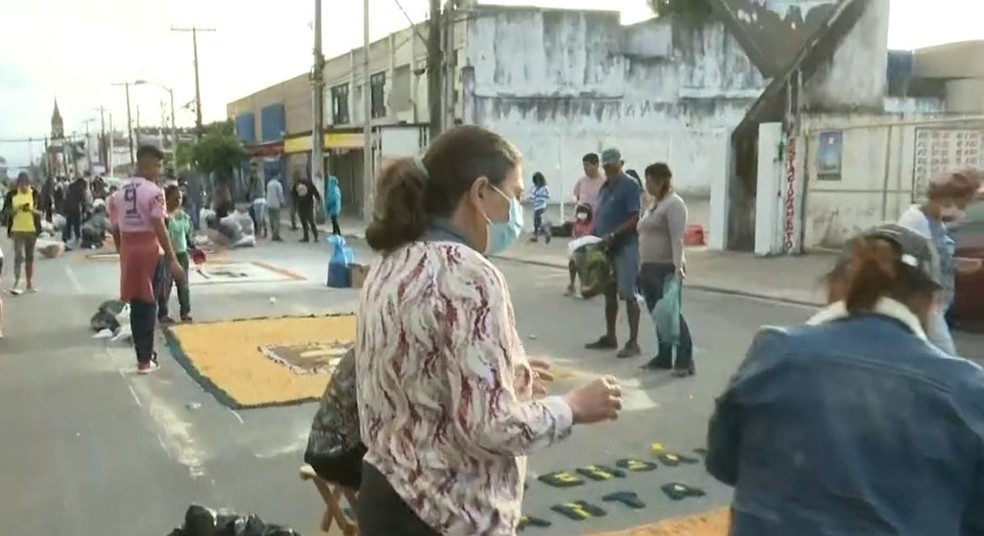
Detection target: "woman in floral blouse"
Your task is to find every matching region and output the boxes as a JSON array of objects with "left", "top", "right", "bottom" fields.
[{"left": 356, "top": 125, "right": 623, "bottom": 535}]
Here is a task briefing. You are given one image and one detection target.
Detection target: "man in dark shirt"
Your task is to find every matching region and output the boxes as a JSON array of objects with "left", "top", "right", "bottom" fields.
[
  {"left": 292, "top": 171, "right": 322, "bottom": 243},
  {"left": 585, "top": 148, "right": 643, "bottom": 358},
  {"left": 62, "top": 174, "right": 88, "bottom": 246}
]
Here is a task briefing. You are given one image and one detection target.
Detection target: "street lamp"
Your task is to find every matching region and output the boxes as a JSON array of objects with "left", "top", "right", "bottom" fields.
[{"left": 133, "top": 79, "right": 178, "bottom": 155}]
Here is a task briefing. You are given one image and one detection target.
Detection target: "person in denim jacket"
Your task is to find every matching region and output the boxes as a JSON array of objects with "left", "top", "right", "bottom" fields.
[{"left": 707, "top": 223, "right": 984, "bottom": 536}]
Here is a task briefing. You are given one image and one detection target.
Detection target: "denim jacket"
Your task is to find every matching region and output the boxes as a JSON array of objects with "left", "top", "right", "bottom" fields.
[{"left": 706, "top": 298, "right": 984, "bottom": 536}]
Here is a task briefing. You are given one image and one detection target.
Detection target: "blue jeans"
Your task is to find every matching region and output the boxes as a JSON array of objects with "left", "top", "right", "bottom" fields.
[
  {"left": 533, "top": 208, "right": 545, "bottom": 237},
  {"left": 638, "top": 262, "right": 693, "bottom": 368}
]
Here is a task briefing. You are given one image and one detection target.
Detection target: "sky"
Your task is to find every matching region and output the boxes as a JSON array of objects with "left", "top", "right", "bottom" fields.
[{"left": 0, "top": 0, "right": 981, "bottom": 169}]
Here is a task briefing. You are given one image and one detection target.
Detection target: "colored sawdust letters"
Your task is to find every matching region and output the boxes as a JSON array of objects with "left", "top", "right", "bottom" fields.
[{"left": 520, "top": 444, "right": 708, "bottom": 531}]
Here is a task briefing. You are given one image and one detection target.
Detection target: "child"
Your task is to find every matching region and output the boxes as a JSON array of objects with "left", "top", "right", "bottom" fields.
[
  {"left": 566, "top": 203, "right": 594, "bottom": 297},
  {"left": 162, "top": 185, "right": 193, "bottom": 322},
  {"left": 529, "top": 172, "right": 550, "bottom": 242}
]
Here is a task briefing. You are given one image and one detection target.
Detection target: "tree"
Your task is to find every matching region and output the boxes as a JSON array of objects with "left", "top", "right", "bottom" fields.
[
  {"left": 189, "top": 120, "right": 248, "bottom": 187},
  {"left": 649, "top": 0, "right": 713, "bottom": 21},
  {"left": 0, "top": 156, "right": 7, "bottom": 183}
]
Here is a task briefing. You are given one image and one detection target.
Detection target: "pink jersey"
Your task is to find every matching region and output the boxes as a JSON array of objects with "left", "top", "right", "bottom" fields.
[{"left": 110, "top": 178, "right": 165, "bottom": 233}]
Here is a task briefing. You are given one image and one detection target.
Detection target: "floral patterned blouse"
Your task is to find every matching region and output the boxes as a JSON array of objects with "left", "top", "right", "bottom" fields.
[{"left": 356, "top": 238, "right": 574, "bottom": 535}]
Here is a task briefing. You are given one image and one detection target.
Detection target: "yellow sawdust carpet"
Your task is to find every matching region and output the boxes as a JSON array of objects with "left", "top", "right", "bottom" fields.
[
  {"left": 165, "top": 315, "right": 356, "bottom": 409},
  {"left": 591, "top": 508, "right": 729, "bottom": 536}
]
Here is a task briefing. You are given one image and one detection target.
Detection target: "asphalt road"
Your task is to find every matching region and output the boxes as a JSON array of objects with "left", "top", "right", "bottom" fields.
[{"left": 0, "top": 231, "right": 980, "bottom": 535}]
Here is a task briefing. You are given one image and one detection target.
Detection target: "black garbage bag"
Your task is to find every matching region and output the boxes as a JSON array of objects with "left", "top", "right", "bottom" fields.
[
  {"left": 167, "top": 504, "right": 302, "bottom": 536},
  {"left": 90, "top": 300, "right": 127, "bottom": 332}
]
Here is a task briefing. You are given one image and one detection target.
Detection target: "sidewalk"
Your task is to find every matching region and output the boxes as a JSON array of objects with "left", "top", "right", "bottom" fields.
[
  {"left": 314, "top": 214, "right": 834, "bottom": 306},
  {"left": 498, "top": 239, "right": 833, "bottom": 306}
]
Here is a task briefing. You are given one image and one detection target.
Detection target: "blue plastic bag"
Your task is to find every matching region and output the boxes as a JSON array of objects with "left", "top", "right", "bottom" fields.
[
  {"left": 651, "top": 276, "right": 682, "bottom": 344},
  {"left": 326, "top": 235, "right": 355, "bottom": 288}
]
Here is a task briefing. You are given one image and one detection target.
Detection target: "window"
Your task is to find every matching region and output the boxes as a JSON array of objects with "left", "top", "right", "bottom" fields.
[
  {"left": 370, "top": 72, "right": 386, "bottom": 119},
  {"left": 331, "top": 83, "right": 350, "bottom": 125}
]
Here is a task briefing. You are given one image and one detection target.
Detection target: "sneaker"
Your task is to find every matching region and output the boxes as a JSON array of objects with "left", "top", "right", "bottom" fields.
[
  {"left": 26, "top": 287, "right": 37, "bottom": 293},
  {"left": 158, "top": 316, "right": 176, "bottom": 326},
  {"left": 585, "top": 336, "right": 618, "bottom": 350},
  {"left": 0, "top": 328, "right": 4, "bottom": 339},
  {"left": 180, "top": 315, "right": 193, "bottom": 323},
  {"left": 641, "top": 357, "right": 673, "bottom": 370},
  {"left": 137, "top": 361, "right": 160, "bottom": 374},
  {"left": 617, "top": 341, "right": 642, "bottom": 358},
  {"left": 564, "top": 285, "right": 576, "bottom": 297},
  {"left": 9, "top": 288, "right": 23, "bottom": 296}
]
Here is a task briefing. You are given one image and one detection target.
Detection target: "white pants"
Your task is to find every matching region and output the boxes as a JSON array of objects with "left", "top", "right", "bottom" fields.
[{"left": 926, "top": 309, "right": 957, "bottom": 356}]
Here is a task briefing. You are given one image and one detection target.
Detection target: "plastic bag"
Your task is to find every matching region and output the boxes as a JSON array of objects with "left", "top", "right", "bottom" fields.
[
  {"left": 167, "top": 504, "right": 301, "bottom": 536},
  {"left": 572, "top": 242, "right": 611, "bottom": 299},
  {"left": 326, "top": 234, "right": 355, "bottom": 288},
  {"left": 651, "top": 276, "right": 682, "bottom": 344}
]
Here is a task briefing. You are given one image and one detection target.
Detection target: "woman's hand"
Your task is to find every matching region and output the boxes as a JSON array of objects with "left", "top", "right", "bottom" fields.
[
  {"left": 530, "top": 359, "right": 554, "bottom": 397},
  {"left": 563, "top": 375, "right": 622, "bottom": 424}
]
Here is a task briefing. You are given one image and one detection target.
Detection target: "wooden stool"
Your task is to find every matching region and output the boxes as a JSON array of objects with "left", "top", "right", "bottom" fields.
[{"left": 300, "top": 464, "right": 359, "bottom": 535}]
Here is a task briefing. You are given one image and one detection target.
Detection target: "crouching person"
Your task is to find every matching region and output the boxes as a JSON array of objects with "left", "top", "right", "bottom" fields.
[{"left": 304, "top": 347, "right": 366, "bottom": 490}]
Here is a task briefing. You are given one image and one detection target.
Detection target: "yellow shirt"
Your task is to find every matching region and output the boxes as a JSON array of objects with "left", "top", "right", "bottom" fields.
[{"left": 10, "top": 190, "right": 36, "bottom": 233}]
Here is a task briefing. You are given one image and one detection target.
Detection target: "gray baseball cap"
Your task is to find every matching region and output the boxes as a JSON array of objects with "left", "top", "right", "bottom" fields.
[
  {"left": 858, "top": 223, "right": 942, "bottom": 287},
  {"left": 600, "top": 148, "right": 622, "bottom": 166}
]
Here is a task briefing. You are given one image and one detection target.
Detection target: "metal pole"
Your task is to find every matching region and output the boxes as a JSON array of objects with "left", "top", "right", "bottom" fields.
[
  {"left": 362, "top": 0, "right": 373, "bottom": 221},
  {"left": 171, "top": 27, "right": 216, "bottom": 141},
  {"left": 426, "top": 0, "right": 443, "bottom": 141},
  {"left": 109, "top": 114, "right": 115, "bottom": 175},
  {"left": 312, "top": 0, "right": 326, "bottom": 201},
  {"left": 169, "top": 88, "right": 178, "bottom": 156},
  {"left": 84, "top": 121, "right": 92, "bottom": 173},
  {"left": 125, "top": 83, "right": 135, "bottom": 166}
]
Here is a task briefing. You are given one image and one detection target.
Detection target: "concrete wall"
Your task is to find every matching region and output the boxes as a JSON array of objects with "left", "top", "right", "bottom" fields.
[
  {"left": 804, "top": 0, "right": 889, "bottom": 110},
  {"left": 461, "top": 7, "right": 766, "bottom": 198},
  {"left": 226, "top": 73, "right": 311, "bottom": 138},
  {"left": 914, "top": 40, "right": 984, "bottom": 79},
  {"left": 799, "top": 113, "right": 984, "bottom": 249},
  {"left": 945, "top": 79, "right": 984, "bottom": 113}
]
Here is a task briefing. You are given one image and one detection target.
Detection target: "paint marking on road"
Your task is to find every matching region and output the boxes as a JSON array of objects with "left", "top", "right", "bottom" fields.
[
  {"left": 253, "top": 431, "right": 310, "bottom": 460},
  {"left": 228, "top": 408, "right": 244, "bottom": 424},
  {"left": 103, "top": 347, "right": 208, "bottom": 479},
  {"left": 126, "top": 384, "right": 143, "bottom": 408},
  {"left": 64, "top": 264, "right": 83, "bottom": 293},
  {"left": 618, "top": 377, "right": 661, "bottom": 412}
]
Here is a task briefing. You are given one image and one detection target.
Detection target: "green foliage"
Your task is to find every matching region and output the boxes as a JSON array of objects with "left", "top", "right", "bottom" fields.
[
  {"left": 174, "top": 141, "right": 195, "bottom": 171},
  {"left": 649, "top": 0, "right": 713, "bottom": 20},
  {"left": 189, "top": 120, "right": 247, "bottom": 183}
]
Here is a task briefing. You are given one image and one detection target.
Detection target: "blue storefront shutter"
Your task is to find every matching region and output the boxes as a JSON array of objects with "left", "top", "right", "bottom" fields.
[
  {"left": 260, "top": 105, "right": 287, "bottom": 142},
  {"left": 235, "top": 114, "right": 256, "bottom": 145}
]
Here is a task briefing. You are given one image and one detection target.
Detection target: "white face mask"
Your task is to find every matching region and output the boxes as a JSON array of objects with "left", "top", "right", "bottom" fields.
[{"left": 575, "top": 212, "right": 588, "bottom": 221}]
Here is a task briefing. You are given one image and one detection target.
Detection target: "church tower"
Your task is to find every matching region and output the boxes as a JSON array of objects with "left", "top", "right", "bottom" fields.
[{"left": 50, "top": 99, "right": 64, "bottom": 140}]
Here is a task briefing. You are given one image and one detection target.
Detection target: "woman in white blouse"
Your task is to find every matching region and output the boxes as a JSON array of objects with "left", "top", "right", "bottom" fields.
[{"left": 356, "top": 125, "right": 623, "bottom": 535}]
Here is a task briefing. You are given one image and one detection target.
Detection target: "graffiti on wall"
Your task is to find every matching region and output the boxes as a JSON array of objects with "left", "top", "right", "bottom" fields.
[
  {"left": 783, "top": 136, "right": 797, "bottom": 253},
  {"left": 912, "top": 128, "right": 984, "bottom": 200}
]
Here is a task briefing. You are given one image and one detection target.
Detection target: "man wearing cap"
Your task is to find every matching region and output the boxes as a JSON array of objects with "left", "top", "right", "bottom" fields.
[{"left": 585, "top": 148, "right": 643, "bottom": 358}]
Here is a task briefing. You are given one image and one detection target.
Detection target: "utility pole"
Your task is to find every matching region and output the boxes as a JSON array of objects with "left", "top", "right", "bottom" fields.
[
  {"left": 312, "top": 0, "right": 326, "bottom": 202},
  {"left": 362, "top": 0, "right": 373, "bottom": 221},
  {"left": 427, "top": 0, "right": 444, "bottom": 141},
  {"left": 171, "top": 26, "right": 216, "bottom": 140},
  {"left": 112, "top": 82, "right": 136, "bottom": 166}
]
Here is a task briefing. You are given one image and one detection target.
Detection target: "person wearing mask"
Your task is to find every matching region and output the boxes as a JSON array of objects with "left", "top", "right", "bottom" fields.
[
  {"left": 637, "top": 163, "right": 694, "bottom": 375},
  {"left": 108, "top": 146, "right": 184, "bottom": 374},
  {"left": 584, "top": 148, "right": 643, "bottom": 358},
  {"left": 897, "top": 168, "right": 982, "bottom": 354},
  {"left": 706, "top": 223, "right": 984, "bottom": 536},
  {"left": 325, "top": 175, "right": 342, "bottom": 235},
  {"left": 357, "top": 125, "right": 622, "bottom": 535},
  {"left": 265, "top": 172, "right": 285, "bottom": 241},
  {"left": 62, "top": 174, "right": 88, "bottom": 247},
  {"left": 7, "top": 172, "right": 41, "bottom": 295},
  {"left": 572, "top": 153, "right": 604, "bottom": 211},
  {"left": 292, "top": 172, "right": 321, "bottom": 243}
]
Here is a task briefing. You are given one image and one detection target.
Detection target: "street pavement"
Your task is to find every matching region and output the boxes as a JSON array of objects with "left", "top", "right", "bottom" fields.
[{"left": 0, "top": 226, "right": 981, "bottom": 535}]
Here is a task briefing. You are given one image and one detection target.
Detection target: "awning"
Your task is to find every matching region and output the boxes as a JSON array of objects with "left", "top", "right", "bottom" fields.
[{"left": 248, "top": 141, "right": 284, "bottom": 157}]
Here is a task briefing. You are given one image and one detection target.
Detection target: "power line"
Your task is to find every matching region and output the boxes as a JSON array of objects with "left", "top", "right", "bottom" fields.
[{"left": 390, "top": 0, "right": 428, "bottom": 44}]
